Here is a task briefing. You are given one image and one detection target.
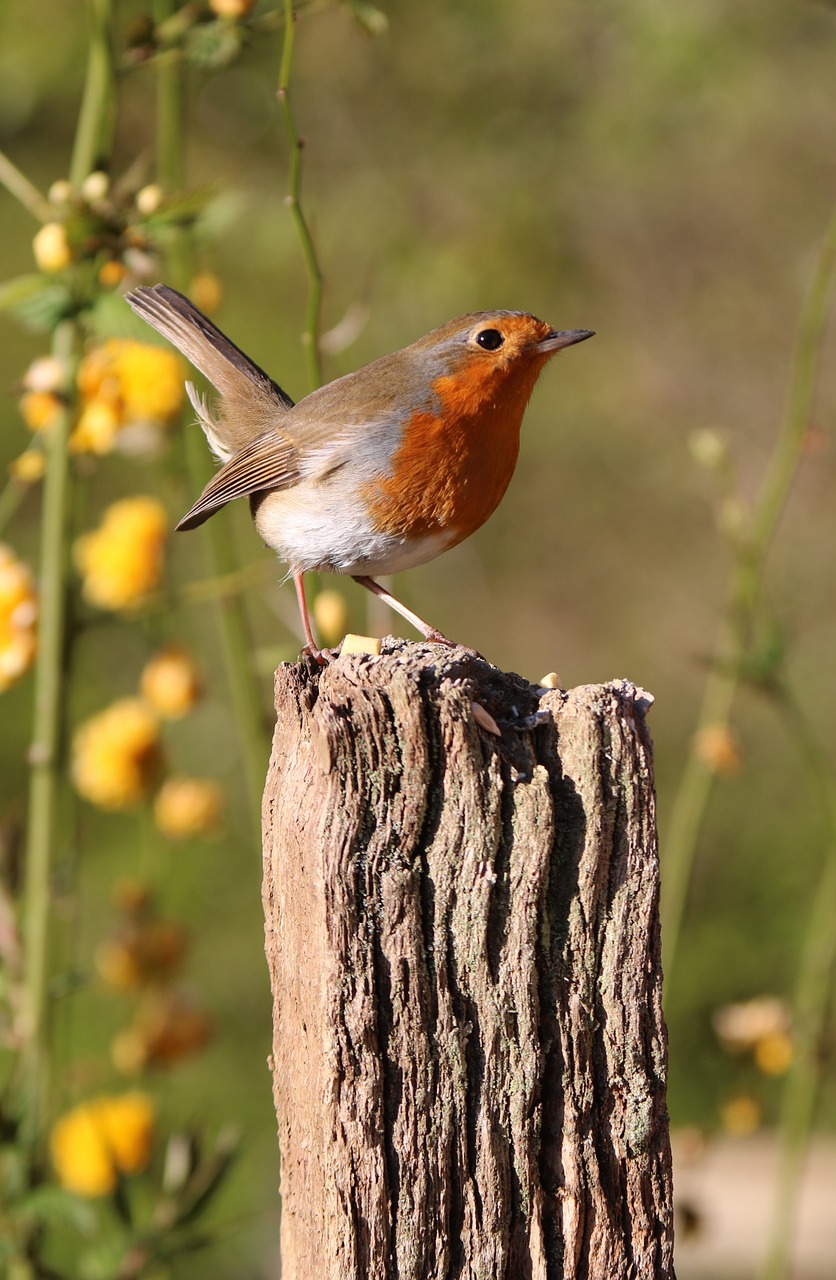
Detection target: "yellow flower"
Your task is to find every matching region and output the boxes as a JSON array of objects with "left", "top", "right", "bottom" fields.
[
  {"left": 70, "top": 398, "right": 122, "bottom": 455},
  {"left": 0, "top": 545, "right": 38, "bottom": 693},
  {"left": 98, "top": 259, "right": 128, "bottom": 289},
  {"left": 71, "top": 697, "right": 161, "bottom": 810},
  {"left": 189, "top": 271, "right": 223, "bottom": 313},
  {"left": 23, "top": 355, "right": 68, "bottom": 395},
  {"left": 78, "top": 340, "right": 184, "bottom": 426},
  {"left": 74, "top": 496, "right": 168, "bottom": 611},
  {"left": 9, "top": 451, "right": 47, "bottom": 484},
  {"left": 754, "top": 1031, "right": 793, "bottom": 1077},
  {"left": 136, "top": 184, "right": 164, "bottom": 216},
  {"left": 153, "top": 777, "right": 225, "bottom": 840},
  {"left": 140, "top": 646, "right": 202, "bottom": 719},
  {"left": 210, "top": 0, "right": 255, "bottom": 15},
  {"left": 693, "top": 723, "right": 742, "bottom": 776},
  {"left": 313, "top": 588, "right": 350, "bottom": 647},
  {"left": 19, "top": 390, "right": 64, "bottom": 435},
  {"left": 50, "top": 1093, "right": 155, "bottom": 1197},
  {"left": 33, "top": 222, "right": 72, "bottom": 272},
  {"left": 719, "top": 1094, "right": 761, "bottom": 1137}
]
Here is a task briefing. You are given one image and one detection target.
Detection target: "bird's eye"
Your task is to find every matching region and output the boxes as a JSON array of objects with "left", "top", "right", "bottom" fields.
[{"left": 475, "top": 328, "right": 504, "bottom": 351}]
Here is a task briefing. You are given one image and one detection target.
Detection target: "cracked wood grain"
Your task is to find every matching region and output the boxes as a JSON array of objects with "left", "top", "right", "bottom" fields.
[{"left": 262, "top": 638, "right": 674, "bottom": 1280}]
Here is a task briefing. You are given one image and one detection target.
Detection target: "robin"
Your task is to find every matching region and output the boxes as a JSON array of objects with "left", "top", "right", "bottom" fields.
[{"left": 126, "top": 285, "right": 593, "bottom": 658}]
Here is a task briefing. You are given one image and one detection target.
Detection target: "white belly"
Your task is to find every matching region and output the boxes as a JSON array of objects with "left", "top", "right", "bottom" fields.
[{"left": 253, "top": 480, "right": 454, "bottom": 577}]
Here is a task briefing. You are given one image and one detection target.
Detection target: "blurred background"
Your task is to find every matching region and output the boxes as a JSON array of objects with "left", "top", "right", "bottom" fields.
[{"left": 1, "top": 0, "right": 835, "bottom": 1275}]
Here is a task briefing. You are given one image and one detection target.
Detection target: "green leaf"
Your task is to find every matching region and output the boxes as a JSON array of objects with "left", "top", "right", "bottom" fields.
[
  {"left": 184, "top": 20, "right": 244, "bottom": 70},
  {"left": 19, "top": 1184, "right": 99, "bottom": 1235},
  {"left": 346, "top": 0, "right": 388, "bottom": 36},
  {"left": 0, "top": 274, "right": 55, "bottom": 312},
  {"left": 0, "top": 275, "right": 75, "bottom": 332}
]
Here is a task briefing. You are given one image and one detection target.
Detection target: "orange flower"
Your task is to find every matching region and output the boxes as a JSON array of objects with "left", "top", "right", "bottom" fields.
[
  {"left": 693, "top": 724, "right": 742, "bottom": 776},
  {"left": 112, "top": 989, "right": 212, "bottom": 1074}
]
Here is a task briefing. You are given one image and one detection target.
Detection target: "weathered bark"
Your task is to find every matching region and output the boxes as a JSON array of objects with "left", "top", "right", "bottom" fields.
[{"left": 262, "top": 639, "right": 674, "bottom": 1280}]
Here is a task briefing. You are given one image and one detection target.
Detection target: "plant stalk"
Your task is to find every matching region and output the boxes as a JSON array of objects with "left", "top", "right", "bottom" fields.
[
  {"left": 154, "top": 0, "right": 269, "bottom": 824},
  {"left": 20, "top": 323, "right": 75, "bottom": 1137},
  {"left": 662, "top": 207, "right": 836, "bottom": 975},
  {"left": 278, "top": 0, "right": 324, "bottom": 392}
]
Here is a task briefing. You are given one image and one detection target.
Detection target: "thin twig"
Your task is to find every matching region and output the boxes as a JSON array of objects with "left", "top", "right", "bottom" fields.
[
  {"left": 759, "top": 685, "right": 836, "bottom": 1280},
  {"left": 153, "top": 0, "right": 270, "bottom": 822},
  {"left": 20, "top": 323, "right": 75, "bottom": 1143},
  {"left": 277, "top": 0, "right": 324, "bottom": 391},
  {"left": 20, "top": 0, "right": 117, "bottom": 1148},
  {"left": 0, "top": 150, "right": 53, "bottom": 222},
  {"left": 662, "top": 206, "right": 836, "bottom": 975}
]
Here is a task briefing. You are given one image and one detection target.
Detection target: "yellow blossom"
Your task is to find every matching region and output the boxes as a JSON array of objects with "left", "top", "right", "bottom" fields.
[
  {"left": 70, "top": 398, "right": 122, "bottom": 455},
  {"left": 136, "top": 184, "right": 164, "bottom": 216},
  {"left": 210, "top": 0, "right": 255, "bottom": 15},
  {"left": 0, "top": 545, "right": 38, "bottom": 693},
  {"left": 313, "top": 588, "right": 350, "bottom": 647},
  {"left": 51, "top": 1093, "right": 155, "bottom": 1197},
  {"left": 78, "top": 340, "right": 184, "bottom": 427},
  {"left": 33, "top": 222, "right": 72, "bottom": 272},
  {"left": 99, "top": 259, "right": 128, "bottom": 289},
  {"left": 19, "top": 390, "right": 64, "bottom": 435},
  {"left": 74, "top": 496, "right": 168, "bottom": 611},
  {"left": 23, "top": 355, "right": 68, "bottom": 395},
  {"left": 189, "top": 271, "right": 223, "bottom": 313},
  {"left": 140, "top": 646, "right": 202, "bottom": 719},
  {"left": 47, "top": 179, "right": 72, "bottom": 207},
  {"left": 9, "top": 451, "right": 47, "bottom": 484},
  {"left": 693, "top": 724, "right": 742, "bottom": 776},
  {"left": 71, "top": 697, "right": 161, "bottom": 810},
  {"left": 153, "top": 777, "right": 225, "bottom": 840},
  {"left": 754, "top": 1032, "right": 793, "bottom": 1077},
  {"left": 719, "top": 1094, "right": 761, "bottom": 1137},
  {"left": 81, "top": 170, "right": 109, "bottom": 202}
]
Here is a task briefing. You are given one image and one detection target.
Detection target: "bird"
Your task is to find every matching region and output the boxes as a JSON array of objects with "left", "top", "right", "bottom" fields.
[{"left": 125, "top": 284, "right": 593, "bottom": 658}]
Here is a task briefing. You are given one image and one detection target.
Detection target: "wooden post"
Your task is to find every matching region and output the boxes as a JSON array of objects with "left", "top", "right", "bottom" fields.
[{"left": 262, "top": 639, "right": 674, "bottom": 1280}]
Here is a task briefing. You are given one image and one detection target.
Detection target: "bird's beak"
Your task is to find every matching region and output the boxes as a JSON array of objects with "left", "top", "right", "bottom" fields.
[{"left": 538, "top": 328, "right": 595, "bottom": 353}]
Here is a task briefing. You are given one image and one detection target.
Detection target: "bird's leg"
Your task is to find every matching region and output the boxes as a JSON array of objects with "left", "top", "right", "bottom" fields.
[
  {"left": 293, "top": 573, "right": 330, "bottom": 664},
  {"left": 352, "top": 575, "right": 456, "bottom": 646}
]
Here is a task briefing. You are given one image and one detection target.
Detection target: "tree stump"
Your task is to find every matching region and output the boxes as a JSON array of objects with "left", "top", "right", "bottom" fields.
[{"left": 262, "top": 639, "right": 674, "bottom": 1280}]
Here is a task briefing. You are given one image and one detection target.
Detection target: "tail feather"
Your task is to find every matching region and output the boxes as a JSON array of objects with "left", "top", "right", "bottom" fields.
[{"left": 126, "top": 284, "right": 295, "bottom": 458}]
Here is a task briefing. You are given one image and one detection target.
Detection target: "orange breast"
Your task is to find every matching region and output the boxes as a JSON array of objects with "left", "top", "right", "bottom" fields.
[{"left": 365, "top": 355, "right": 547, "bottom": 545}]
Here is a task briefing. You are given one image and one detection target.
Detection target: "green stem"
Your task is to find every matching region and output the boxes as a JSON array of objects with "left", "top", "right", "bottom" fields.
[
  {"left": 0, "top": 149, "right": 53, "bottom": 222},
  {"left": 154, "top": 0, "right": 269, "bottom": 826},
  {"left": 69, "top": 0, "right": 115, "bottom": 189},
  {"left": 760, "top": 690, "right": 836, "bottom": 1280},
  {"left": 278, "top": 0, "right": 324, "bottom": 391},
  {"left": 661, "top": 206, "right": 836, "bottom": 975},
  {"left": 20, "top": 0, "right": 117, "bottom": 1146},
  {"left": 21, "top": 322, "right": 75, "bottom": 1138}
]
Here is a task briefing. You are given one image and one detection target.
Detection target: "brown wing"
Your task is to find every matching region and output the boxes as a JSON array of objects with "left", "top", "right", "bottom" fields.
[{"left": 176, "top": 431, "right": 300, "bottom": 530}]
